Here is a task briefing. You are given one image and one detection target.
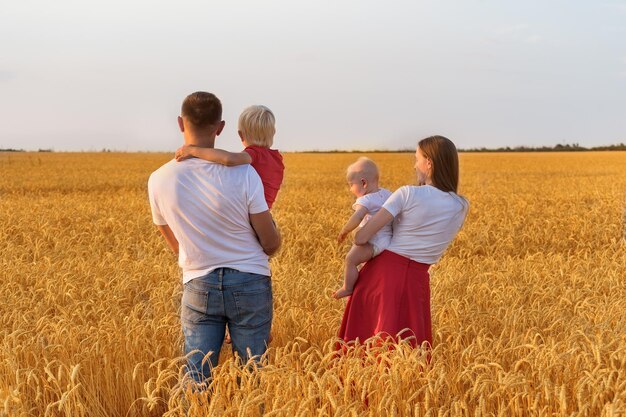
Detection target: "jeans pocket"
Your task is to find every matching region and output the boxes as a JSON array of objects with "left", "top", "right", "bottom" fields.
[
  {"left": 181, "top": 284, "right": 208, "bottom": 324},
  {"left": 233, "top": 284, "right": 272, "bottom": 328}
]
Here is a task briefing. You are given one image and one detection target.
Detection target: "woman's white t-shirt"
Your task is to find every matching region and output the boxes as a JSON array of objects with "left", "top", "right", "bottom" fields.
[{"left": 383, "top": 185, "right": 468, "bottom": 265}]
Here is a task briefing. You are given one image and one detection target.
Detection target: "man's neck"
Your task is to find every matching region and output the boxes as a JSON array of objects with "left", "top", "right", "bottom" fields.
[{"left": 184, "top": 132, "right": 215, "bottom": 148}]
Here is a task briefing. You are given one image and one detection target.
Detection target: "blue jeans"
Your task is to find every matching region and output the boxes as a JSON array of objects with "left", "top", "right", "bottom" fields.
[{"left": 181, "top": 268, "right": 273, "bottom": 383}]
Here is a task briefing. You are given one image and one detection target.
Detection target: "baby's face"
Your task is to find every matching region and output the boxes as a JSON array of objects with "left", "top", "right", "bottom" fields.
[{"left": 347, "top": 179, "right": 366, "bottom": 198}]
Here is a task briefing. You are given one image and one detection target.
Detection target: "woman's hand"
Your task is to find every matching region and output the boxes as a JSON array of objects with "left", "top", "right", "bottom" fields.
[{"left": 354, "top": 208, "right": 393, "bottom": 246}]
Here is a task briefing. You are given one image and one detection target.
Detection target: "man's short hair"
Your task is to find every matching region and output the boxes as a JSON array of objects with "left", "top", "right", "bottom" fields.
[
  {"left": 181, "top": 92, "right": 222, "bottom": 129},
  {"left": 238, "top": 105, "right": 276, "bottom": 148}
]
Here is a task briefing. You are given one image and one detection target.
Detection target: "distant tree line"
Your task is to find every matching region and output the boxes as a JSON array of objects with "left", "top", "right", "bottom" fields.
[
  {"left": 458, "top": 143, "right": 626, "bottom": 152},
  {"left": 0, "top": 148, "right": 52, "bottom": 152},
  {"left": 1, "top": 143, "right": 625, "bottom": 153},
  {"left": 304, "top": 143, "right": 626, "bottom": 153}
]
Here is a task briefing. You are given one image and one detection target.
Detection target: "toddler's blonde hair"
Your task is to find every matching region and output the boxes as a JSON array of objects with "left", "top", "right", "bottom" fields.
[{"left": 238, "top": 105, "right": 276, "bottom": 147}]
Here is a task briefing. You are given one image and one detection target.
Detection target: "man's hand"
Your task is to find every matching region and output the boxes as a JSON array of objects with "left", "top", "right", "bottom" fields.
[{"left": 337, "top": 229, "right": 349, "bottom": 243}]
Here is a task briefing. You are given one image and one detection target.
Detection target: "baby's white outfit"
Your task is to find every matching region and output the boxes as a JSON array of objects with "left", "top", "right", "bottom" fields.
[{"left": 354, "top": 188, "right": 393, "bottom": 257}]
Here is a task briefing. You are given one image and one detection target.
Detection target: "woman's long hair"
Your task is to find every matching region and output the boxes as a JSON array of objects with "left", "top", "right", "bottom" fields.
[
  {"left": 418, "top": 135, "right": 459, "bottom": 193},
  {"left": 418, "top": 135, "right": 469, "bottom": 219}
]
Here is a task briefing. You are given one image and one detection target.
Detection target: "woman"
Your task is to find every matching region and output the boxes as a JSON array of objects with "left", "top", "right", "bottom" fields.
[{"left": 338, "top": 135, "right": 468, "bottom": 348}]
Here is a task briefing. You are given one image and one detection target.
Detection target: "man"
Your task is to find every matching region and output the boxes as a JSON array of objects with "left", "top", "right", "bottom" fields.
[{"left": 148, "top": 91, "right": 281, "bottom": 383}]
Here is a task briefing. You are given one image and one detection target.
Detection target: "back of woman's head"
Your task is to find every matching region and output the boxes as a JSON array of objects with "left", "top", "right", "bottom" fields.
[{"left": 418, "top": 135, "right": 459, "bottom": 193}]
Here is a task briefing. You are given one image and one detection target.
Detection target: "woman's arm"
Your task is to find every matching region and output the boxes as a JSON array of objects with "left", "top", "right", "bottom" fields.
[
  {"left": 354, "top": 208, "right": 393, "bottom": 246},
  {"left": 176, "top": 145, "right": 252, "bottom": 166},
  {"left": 338, "top": 205, "right": 368, "bottom": 242}
]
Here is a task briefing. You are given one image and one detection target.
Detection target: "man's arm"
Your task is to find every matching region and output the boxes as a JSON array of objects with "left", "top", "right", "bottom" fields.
[
  {"left": 157, "top": 224, "right": 179, "bottom": 255},
  {"left": 176, "top": 145, "right": 252, "bottom": 166},
  {"left": 249, "top": 211, "right": 281, "bottom": 256}
]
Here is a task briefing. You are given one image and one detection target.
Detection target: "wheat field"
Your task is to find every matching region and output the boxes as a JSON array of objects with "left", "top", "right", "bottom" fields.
[{"left": 1, "top": 151, "right": 625, "bottom": 417}]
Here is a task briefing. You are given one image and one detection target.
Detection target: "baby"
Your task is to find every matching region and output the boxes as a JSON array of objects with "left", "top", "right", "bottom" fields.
[{"left": 334, "top": 157, "right": 392, "bottom": 299}]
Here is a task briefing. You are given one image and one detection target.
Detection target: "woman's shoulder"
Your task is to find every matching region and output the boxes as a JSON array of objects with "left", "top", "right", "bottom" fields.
[
  {"left": 396, "top": 185, "right": 466, "bottom": 205},
  {"left": 413, "top": 184, "right": 461, "bottom": 197},
  {"left": 393, "top": 184, "right": 429, "bottom": 197}
]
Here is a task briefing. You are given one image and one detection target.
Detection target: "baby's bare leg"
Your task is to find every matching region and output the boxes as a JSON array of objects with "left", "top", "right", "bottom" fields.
[{"left": 334, "top": 243, "right": 374, "bottom": 299}]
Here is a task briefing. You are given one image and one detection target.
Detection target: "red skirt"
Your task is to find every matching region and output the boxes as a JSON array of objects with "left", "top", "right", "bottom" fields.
[{"left": 338, "top": 250, "right": 432, "bottom": 348}]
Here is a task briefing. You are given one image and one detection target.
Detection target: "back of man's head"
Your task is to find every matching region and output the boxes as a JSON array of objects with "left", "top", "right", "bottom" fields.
[{"left": 181, "top": 92, "right": 222, "bottom": 129}]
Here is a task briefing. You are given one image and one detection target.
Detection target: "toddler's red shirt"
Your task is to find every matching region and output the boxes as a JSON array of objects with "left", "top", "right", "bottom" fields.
[{"left": 244, "top": 146, "right": 284, "bottom": 209}]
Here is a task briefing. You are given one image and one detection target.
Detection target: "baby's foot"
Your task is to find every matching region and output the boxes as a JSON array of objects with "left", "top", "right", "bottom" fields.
[{"left": 333, "top": 287, "right": 353, "bottom": 299}]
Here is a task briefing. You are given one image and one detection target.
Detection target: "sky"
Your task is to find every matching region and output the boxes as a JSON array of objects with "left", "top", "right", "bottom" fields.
[{"left": 1, "top": 0, "right": 625, "bottom": 152}]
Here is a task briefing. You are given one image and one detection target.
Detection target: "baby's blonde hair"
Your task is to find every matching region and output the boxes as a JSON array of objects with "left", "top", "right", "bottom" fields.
[
  {"left": 346, "top": 157, "right": 380, "bottom": 183},
  {"left": 238, "top": 105, "right": 276, "bottom": 147}
]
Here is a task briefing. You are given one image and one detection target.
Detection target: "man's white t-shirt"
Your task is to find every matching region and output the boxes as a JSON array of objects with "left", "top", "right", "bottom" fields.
[
  {"left": 354, "top": 188, "right": 393, "bottom": 253},
  {"left": 148, "top": 158, "right": 270, "bottom": 283},
  {"left": 383, "top": 185, "right": 468, "bottom": 265}
]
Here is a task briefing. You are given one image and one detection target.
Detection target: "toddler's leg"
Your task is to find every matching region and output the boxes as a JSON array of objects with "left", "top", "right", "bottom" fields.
[{"left": 334, "top": 243, "right": 374, "bottom": 299}]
